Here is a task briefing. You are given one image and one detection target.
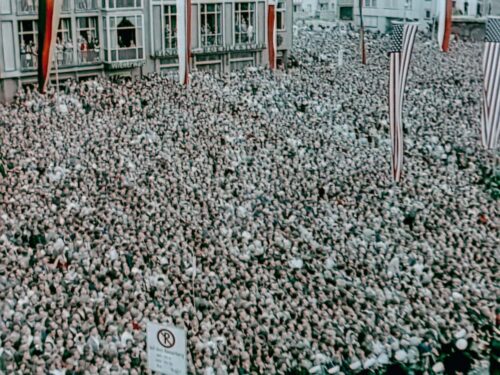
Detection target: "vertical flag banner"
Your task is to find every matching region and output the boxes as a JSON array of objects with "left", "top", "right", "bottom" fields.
[
  {"left": 482, "top": 17, "right": 500, "bottom": 150},
  {"left": 388, "top": 22, "right": 418, "bottom": 182},
  {"left": 38, "top": 0, "right": 63, "bottom": 93},
  {"left": 177, "top": 0, "right": 191, "bottom": 85},
  {"left": 437, "top": 0, "right": 452, "bottom": 52},
  {"left": 268, "top": 0, "right": 277, "bottom": 69}
]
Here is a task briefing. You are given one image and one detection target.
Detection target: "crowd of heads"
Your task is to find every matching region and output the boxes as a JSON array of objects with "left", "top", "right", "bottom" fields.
[{"left": 0, "top": 25, "right": 498, "bottom": 374}]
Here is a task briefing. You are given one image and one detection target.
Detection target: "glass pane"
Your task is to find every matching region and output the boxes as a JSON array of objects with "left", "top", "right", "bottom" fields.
[
  {"left": 111, "top": 30, "right": 117, "bottom": 48},
  {"left": 136, "top": 28, "right": 142, "bottom": 46}
]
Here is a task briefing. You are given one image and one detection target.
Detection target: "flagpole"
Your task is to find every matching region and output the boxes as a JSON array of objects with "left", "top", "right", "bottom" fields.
[
  {"left": 359, "top": 0, "right": 366, "bottom": 64},
  {"left": 54, "top": 48, "right": 60, "bottom": 100}
]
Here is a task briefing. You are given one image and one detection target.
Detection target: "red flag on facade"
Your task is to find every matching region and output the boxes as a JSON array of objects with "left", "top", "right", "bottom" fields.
[
  {"left": 268, "top": 0, "right": 277, "bottom": 69},
  {"left": 437, "top": 0, "right": 453, "bottom": 52},
  {"left": 37, "top": 0, "right": 63, "bottom": 93}
]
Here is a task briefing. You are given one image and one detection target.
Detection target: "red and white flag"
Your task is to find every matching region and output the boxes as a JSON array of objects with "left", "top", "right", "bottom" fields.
[
  {"left": 268, "top": 0, "right": 277, "bottom": 69},
  {"left": 177, "top": 0, "right": 191, "bottom": 85},
  {"left": 437, "top": 0, "right": 452, "bottom": 52},
  {"left": 482, "top": 17, "right": 500, "bottom": 149},
  {"left": 388, "top": 22, "right": 418, "bottom": 182},
  {"left": 37, "top": 0, "right": 63, "bottom": 93}
]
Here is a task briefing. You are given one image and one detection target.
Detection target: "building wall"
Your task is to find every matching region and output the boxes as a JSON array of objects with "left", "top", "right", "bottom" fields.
[
  {"left": 353, "top": 0, "right": 436, "bottom": 33},
  {"left": 0, "top": 0, "right": 292, "bottom": 102}
]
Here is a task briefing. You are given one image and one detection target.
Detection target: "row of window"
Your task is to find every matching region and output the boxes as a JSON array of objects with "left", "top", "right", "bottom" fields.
[
  {"left": 363, "top": 0, "right": 412, "bottom": 9},
  {"left": 16, "top": 2, "right": 286, "bottom": 69},
  {"left": 19, "top": 17, "right": 101, "bottom": 69},
  {"left": 16, "top": 0, "right": 98, "bottom": 14}
]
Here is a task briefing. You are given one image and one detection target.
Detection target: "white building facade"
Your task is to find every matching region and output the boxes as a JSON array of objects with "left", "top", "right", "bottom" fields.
[
  {"left": 0, "top": 0, "right": 293, "bottom": 102},
  {"left": 353, "top": 0, "right": 436, "bottom": 33}
]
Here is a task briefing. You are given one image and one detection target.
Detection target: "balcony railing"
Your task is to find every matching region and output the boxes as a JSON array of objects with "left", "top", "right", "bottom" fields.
[
  {"left": 17, "top": 0, "right": 38, "bottom": 15},
  {"left": 75, "top": 0, "right": 98, "bottom": 11},
  {"left": 200, "top": 35, "right": 223, "bottom": 48},
  {"left": 55, "top": 48, "right": 76, "bottom": 67},
  {"left": 107, "top": 47, "right": 144, "bottom": 61},
  {"left": 20, "top": 52, "right": 37, "bottom": 70},
  {"left": 78, "top": 50, "right": 101, "bottom": 63}
]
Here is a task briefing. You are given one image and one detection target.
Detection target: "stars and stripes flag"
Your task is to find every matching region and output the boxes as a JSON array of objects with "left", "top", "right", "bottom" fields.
[
  {"left": 268, "top": 0, "right": 277, "bottom": 69},
  {"left": 388, "top": 23, "right": 418, "bottom": 182},
  {"left": 437, "top": 0, "right": 453, "bottom": 52},
  {"left": 482, "top": 17, "right": 500, "bottom": 150},
  {"left": 37, "top": 0, "right": 63, "bottom": 93},
  {"left": 176, "top": 0, "right": 191, "bottom": 85}
]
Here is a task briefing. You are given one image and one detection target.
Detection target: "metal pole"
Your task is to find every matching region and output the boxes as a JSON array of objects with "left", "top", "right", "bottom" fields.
[
  {"left": 54, "top": 48, "right": 60, "bottom": 99},
  {"left": 359, "top": 0, "right": 366, "bottom": 64}
]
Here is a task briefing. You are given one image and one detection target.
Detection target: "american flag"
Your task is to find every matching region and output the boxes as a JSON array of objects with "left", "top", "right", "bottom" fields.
[
  {"left": 388, "top": 23, "right": 418, "bottom": 182},
  {"left": 482, "top": 17, "right": 500, "bottom": 149}
]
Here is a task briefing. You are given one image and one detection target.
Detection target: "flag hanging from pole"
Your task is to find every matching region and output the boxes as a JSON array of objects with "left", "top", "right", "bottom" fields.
[
  {"left": 177, "top": 0, "right": 191, "bottom": 85},
  {"left": 268, "top": 0, "right": 277, "bottom": 69},
  {"left": 437, "top": 0, "right": 452, "bottom": 52},
  {"left": 388, "top": 22, "right": 418, "bottom": 182},
  {"left": 37, "top": 0, "right": 63, "bottom": 93},
  {"left": 481, "top": 17, "right": 500, "bottom": 150}
]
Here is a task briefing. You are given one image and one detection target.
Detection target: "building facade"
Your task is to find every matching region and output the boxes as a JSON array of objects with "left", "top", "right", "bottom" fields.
[
  {"left": 353, "top": 0, "right": 437, "bottom": 33},
  {"left": 352, "top": 0, "right": 497, "bottom": 33},
  {"left": 293, "top": 0, "right": 353, "bottom": 22},
  {"left": 0, "top": 0, "right": 293, "bottom": 101}
]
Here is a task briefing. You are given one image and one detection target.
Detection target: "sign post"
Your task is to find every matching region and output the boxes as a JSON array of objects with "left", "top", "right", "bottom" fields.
[{"left": 147, "top": 322, "right": 187, "bottom": 375}]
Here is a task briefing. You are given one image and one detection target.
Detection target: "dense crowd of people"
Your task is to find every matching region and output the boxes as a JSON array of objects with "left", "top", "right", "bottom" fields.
[{"left": 0, "top": 26, "right": 498, "bottom": 374}]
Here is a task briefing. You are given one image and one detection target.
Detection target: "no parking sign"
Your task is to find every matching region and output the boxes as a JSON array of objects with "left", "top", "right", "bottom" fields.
[{"left": 147, "top": 322, "right": 187, "bottom": 375}]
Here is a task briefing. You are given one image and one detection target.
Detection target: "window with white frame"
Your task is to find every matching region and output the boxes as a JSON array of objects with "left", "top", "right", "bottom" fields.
[
  {"left": 277, "top": 0, "right": 286, "bottom": 31},
  {"left": 18, "top": 20, "right": 38, "bottom": 69},
  {"left": 103, "top": 0, "right": 142, "bottom": 8},
  {"left": 164, "top": 4, "right": 177, "bottom": 49},
  {"left": 77, "top": 17, "right": 100, "bottom": 63},
  {"left": 405, "top": 0, "right": 412, "bottom": 10},
  {"left": 364, "top": 0, "right": 376, "bottom": 7},
  {"left": 235, "top": 2, "right": 255, "bottom": 44},
  {"left": 76, "top": 0, "right": 98, "bottom": 11},
  {"left": 56, "top": 18, "right": 74, "bottom": 66},
  {"left": 106, "top": 15, "right": 144, "bottom": 61},
  {"left": 200, "top": 4, "right": 222, "bottom": 46}
]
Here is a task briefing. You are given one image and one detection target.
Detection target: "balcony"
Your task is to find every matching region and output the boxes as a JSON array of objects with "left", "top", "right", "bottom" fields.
[
  {"left": 20, "top": 52, "right": 37, "bottom": 71},
  {"left": 78, "top": 50, "right": 101, "bottom": 64},
  {"left": 106, "top": 47, "right": 144, "bottom": 62},
  {"left": 75, "top": 0, "right": 98, "bottom": 11},
  {"left": 55, "top": 48, "right": 76, "bottom": 67},
  {"left": 200, "top": 35, "right": 223, "bottom": 48}
]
